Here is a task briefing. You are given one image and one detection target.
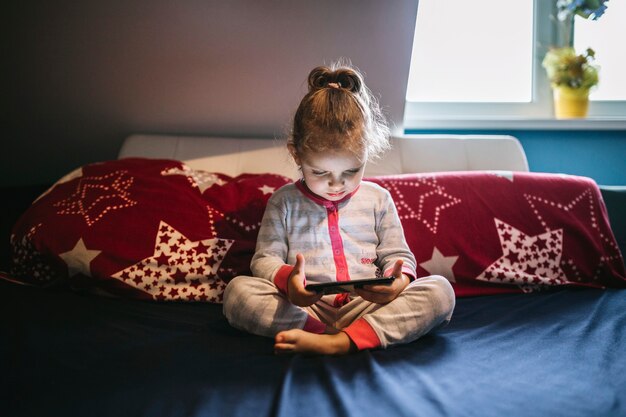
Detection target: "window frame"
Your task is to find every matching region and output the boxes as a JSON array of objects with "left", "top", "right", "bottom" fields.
[{"left": 403, "top": 0, "right": 626, "bottom": 130}]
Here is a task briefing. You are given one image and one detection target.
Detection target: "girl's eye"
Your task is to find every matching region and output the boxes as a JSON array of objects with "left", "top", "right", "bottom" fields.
[
  {"left": 312, "top": 171, "right": 328, "bottom": 176},
  {"left": 344, "top": 169, "right": 360, "bottom": 176}
]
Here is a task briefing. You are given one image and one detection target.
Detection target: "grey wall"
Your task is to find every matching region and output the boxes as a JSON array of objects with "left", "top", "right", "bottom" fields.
[{"left": 3, "top": 0, "right": 419, "bottom": 187}]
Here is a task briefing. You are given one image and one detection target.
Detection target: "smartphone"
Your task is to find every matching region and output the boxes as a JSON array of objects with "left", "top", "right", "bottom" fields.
[{"left": 305, "top": 276, "right": 396, "bottom": 294}]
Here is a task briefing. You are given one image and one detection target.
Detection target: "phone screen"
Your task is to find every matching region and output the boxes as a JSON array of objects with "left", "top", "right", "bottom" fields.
[{"left": 305, "top": 276, "right": 395, "bottom": 294}]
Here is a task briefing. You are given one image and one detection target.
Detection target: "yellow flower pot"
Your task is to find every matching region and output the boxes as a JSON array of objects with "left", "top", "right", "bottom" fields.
[{"left": 552, "top": 86, "right": 590, "bottom": 119}]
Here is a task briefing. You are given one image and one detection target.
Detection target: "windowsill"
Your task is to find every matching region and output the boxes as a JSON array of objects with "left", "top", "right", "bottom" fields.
[{"left": 404, "top": 117, "right": 626, "bottom": 131}]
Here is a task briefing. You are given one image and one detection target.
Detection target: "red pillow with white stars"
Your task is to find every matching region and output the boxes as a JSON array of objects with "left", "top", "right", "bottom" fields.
[
  {"left": 366, "top": 171, "right": 626, "bottom": 297},
  {"left": 6, "top": 158, "right": 291, "bottom": 303},
  {"left": 5, "top": 161, "right": 625, "bottom": 302}
]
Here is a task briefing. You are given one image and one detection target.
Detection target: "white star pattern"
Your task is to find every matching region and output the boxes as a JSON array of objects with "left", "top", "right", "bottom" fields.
[
  {"left": 9, "top": 224, "right": 57, "bottom": 283},
  {"left": 207, "top": 206, "right": 223, "bottom": 237},
  {"left": 380, "top": 176, "right": 461, "bottom": 234},
  {"left": 111, "top": 221, "right": 233, "bottom": 302},
  {"left": 525, "top": 189, "right": 595, "bottom": 230},
  {"left": 207, "top": 205, "right": 262, "bottom": 234},
  {"left": 419, "top": 247, "right": 459, "bottom": 283},
  {"left": 59, "top": 238, "right": 102, "bottom": 277},
  {"left": 53, "top": 170, "right": 137, "bottom": 226},
  {"left": 524, "top": 188, "right": 623, "bottom": 281},
  {"left": 161, "top": 165, "right": 226, "bottom": 193},
  {"left": 477, "top": 219, "right": 569, "bottom": 289},
  {"left": 258, "top": 185, "right": 275, "bottom": 195}
]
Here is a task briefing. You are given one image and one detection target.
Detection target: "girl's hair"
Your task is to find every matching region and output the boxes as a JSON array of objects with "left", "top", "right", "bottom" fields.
[{"left": 289, "top": 63, "right": 390, "bottom": 161}]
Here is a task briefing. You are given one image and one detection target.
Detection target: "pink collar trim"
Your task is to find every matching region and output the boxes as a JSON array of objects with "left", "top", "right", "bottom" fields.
[{"left": 294, "top": 179, "right": 359, "bottom": 208}]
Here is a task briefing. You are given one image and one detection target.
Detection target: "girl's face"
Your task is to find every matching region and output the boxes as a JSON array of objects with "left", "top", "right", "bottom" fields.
[{"left": 293, "top": 148, "right": 367, "bottom": 201}]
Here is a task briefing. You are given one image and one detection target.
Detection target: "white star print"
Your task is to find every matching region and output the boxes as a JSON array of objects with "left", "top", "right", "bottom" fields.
[
  {"left": 162, "top": 165, "right": 226, "bottom": 193},
  {"left": 524, "top": 187, "right": 623, "bottom": 281},
  {"left": 380, "top": 177, "right": 461, "bottom": 234},
  {"left": 53, "top": 170, "right": 137, "bottom": 226},
  {"left": 477, "top": 218, "right": 569, "bottom": 289},
  {"left": 208, "top": 206, "right": 262, "bottom": 235},
  {"left": 9, "top": 224, "right": 56, "bottom": 283},
  {"left": 111, "top": 221, "right": 233, "bottom": 302},
  {"left": 419, "top": 247, "right": 459, "bottom": 283},
  {"left": 258, "top": 185, "right": 275, "bottom": 195},
  {"left": 59, "top": 238, "right": 101, "bottom": 277},
  {"left": 525, "top": 188, "right": 596, "bottom": 230}
]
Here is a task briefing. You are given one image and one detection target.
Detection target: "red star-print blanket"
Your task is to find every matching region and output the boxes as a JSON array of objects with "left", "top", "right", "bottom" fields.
[
  {"left": 7, "top": 158, "right": 291, "bottom": 302},
  {"left": 367, "top": 171, "right": 625, "bottom": 296},
  {"left": 5, "top": 159, "right": 625, "bottom": 302}
]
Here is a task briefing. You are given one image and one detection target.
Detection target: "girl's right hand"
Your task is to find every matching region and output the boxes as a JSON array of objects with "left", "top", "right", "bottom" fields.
[{"left": 287, "top": 254, "right": 323, "bottom": 307}]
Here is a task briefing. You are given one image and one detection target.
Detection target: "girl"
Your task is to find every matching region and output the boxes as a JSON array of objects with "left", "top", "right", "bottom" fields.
[{"left": 223, "top": 63, "right": 455, "bottom": 355}]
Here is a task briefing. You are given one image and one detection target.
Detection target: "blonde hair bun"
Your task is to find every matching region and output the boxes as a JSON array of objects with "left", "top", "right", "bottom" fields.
[
  {"left": 308, "top": 66, "right": 363, "bottom": 94},
  {"left": 291, "top": 61, "right": 390, "bottom": 161}
]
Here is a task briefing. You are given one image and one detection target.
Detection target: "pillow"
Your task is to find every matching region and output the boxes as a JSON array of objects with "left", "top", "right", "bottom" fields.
[
  {"left": 366, "top": 171, "right": 626, "bottom": 297},
  {"left": 8, "top": 162, "right": 624, "bottom": 301},
  {"left": 7, "top": 158, "right": 291, "bottom": 302}
]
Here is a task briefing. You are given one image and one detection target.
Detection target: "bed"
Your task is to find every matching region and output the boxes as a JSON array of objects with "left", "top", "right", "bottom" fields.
[{"left": 2, "top": 134, "right": 625, "bottom": 417}]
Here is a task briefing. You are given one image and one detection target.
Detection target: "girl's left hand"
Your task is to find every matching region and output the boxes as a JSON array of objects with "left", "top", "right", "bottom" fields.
[{"left": 355, "top": 259, "right": 410, "bottom": 304}]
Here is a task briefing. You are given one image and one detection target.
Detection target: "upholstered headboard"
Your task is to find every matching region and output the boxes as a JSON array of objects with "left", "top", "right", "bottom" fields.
[{"left": 119, "top": 134, "right": 529, "bottom": 179}]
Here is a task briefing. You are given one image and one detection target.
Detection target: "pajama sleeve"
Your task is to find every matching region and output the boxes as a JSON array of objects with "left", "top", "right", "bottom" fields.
[{"left": 250, "top": 194, "right": 293, "bottom": 293}]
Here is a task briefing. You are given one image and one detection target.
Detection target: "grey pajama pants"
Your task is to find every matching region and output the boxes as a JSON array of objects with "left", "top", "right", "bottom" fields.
[{"left": 223, "top": 274, "right": 455, "bottom": 349}]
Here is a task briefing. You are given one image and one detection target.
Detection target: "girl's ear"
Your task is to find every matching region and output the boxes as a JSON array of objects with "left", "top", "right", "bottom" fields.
[{"left": 287, "top": 144, "right": 301, "bottom": 166}]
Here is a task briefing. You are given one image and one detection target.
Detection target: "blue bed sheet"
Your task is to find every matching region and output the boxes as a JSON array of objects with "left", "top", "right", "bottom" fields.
[{"left": 1, "top": 281, "right": 624, "bottom": 417}]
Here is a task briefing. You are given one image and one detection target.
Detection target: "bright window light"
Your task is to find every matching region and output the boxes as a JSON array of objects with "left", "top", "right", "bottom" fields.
[
  {"left": 574, "top": 1, "right": 626, "bottom": 101},
  {"left": 406, "top": 0, "right": 534, "bottom": 103}
]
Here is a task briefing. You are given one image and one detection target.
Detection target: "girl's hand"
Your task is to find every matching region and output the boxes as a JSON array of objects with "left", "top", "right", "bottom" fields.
[
  {"left": 355, "top": 259, "right": 410, "bottom": 304},
  {"left": 287, "top": 254, "right": 323, "bottom": 307}
]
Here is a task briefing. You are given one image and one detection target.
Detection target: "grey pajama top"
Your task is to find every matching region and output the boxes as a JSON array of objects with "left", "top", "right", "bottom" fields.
[{"left": 250, "top": 180, "right": 417, "bottom": 297}]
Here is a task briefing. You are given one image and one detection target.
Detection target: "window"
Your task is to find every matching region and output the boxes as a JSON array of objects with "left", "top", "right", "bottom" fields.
[
  {"left": 574, "top": 0, "right": 626, "bottom": 101},
  {"left": 406, "top": 0, "right": 533, "bottom": 103},
  {"left": 404, "top": 0, "right": 626, "bottom": 128}
]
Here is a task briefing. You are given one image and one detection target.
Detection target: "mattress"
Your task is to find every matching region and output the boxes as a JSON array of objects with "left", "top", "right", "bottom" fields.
[{"left": 2, "top": 279, "right": 624, "bottom": 417}]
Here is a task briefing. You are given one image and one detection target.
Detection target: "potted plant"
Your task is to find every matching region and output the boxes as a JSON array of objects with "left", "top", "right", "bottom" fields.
[
  {"left": 544, "top": 0, "right": 609, "bottom": 118},
  {"left": 542, "top": 46, "right": 599, "bottom": 118}
]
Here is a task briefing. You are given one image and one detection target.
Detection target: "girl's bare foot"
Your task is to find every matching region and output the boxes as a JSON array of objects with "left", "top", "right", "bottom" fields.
[{"left": 274, "top": 329, "right": 356, "bottom": 355}]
